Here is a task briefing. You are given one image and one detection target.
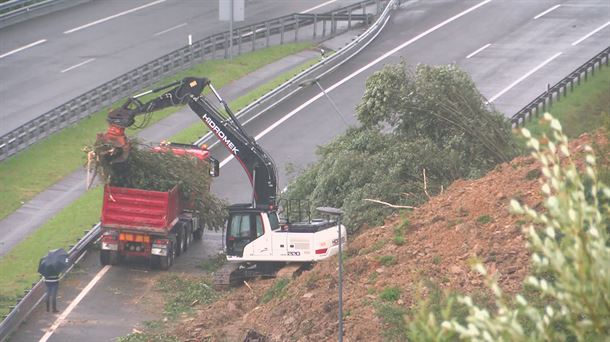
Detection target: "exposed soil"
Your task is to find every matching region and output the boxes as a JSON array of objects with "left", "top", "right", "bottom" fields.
[{"left": 173, "top": 132, "right": 606, "bottom": 342}]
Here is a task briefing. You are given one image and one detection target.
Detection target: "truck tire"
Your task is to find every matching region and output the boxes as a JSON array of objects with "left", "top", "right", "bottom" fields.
[
  {"left": 100, "top": 250, "right": 120, "bottom": 266},
  {"left": 182, "top": 224, "right": 191, "bottom": 253},
  {"left": 159, "top": 243, "right": 174, "bottom": 270},
  {"left": 193, "top": 227, "right": 203, "bottom": 240},
  {"left": 100, "top": 250, "right": 110, "bottom": 265},
  {"left": 175, "top": 229, "right": 183, "bottom": 256}
]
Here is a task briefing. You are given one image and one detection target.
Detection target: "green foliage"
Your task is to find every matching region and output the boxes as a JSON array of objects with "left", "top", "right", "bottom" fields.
[
  {"left": 375, "top": 302, "right": 409, "bottom": 342},
  {"left": 378, "top": 255, "right": 397, "bottom": 266},
  {"left": 286, "top": 61, "right": 517, "bottom": 230},
  {"left": 380, "top": 286, "right": 401, "bottom": 302},
  {"left": 409, "top": 114, "right": 610, "bottom": 341},
  {"left": 260, "top": 278, "right": 290, "bottom": 304},
  {"left": 476, "top": 215, "right": 492, "bottom": 225},
  {"left": 157, "top": 275, "right": 218, "bottom": 318},
  {"left": 393, "top": 220, "right": 407, "bottom": 245},
  {"left": 198, "top": 253, "right": 227, "bottom": 272}
]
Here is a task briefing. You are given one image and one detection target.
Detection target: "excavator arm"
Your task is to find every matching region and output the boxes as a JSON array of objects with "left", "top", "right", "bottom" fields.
[{"left": 187, "top": 85, "right": 278, "bottom": 208}]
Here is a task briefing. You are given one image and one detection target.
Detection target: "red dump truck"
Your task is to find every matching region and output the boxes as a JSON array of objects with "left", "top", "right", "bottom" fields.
[{"left": 99, "top": 184, "right": 205, "bottom": 269}]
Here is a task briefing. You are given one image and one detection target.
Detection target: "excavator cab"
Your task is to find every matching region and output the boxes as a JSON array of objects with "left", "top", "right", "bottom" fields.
[{"left": 225, "top": 204, "right": 272, "bottom": 257}]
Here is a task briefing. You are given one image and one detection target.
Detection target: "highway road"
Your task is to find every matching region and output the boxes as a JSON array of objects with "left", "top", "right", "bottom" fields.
[
  {"left": 10, "top": 0, "right": 609, "bottom": 340},
  {"left": 0, "top": 0, "right": 361, "bottom": 136}
]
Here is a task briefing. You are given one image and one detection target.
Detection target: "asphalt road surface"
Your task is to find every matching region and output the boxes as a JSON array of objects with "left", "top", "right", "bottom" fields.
[
  {"left": 0, "top": 0, "right": 361, "bottom": 135},
  {"left": 10, "top": 0, "right": 609, "bottom": 341}
]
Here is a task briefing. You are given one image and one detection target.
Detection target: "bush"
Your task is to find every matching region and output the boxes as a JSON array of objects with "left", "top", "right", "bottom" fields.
[
  {"left": 378, "top": 255, "right": 397, "bottom": 266},
  {"left": 408, "top": 114, "right": 610, "bottom": 341},
  {"left": 380, "top": 286, "right": 401, "bottom": 302}
]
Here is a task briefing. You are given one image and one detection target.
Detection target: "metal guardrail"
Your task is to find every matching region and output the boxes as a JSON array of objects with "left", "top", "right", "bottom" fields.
[
  {"left": 0, "top": 1, "right": 395, "bottom": 339},
  {"left": 0, "top": 224, "right": 101, "bottom": 342},
  {"left": 511, "top": 46, "right": 610, "bottom": 127},
  {"left": 0, "top": 0, "right": 88, "bottom": 28},
  {"left": 0, "top": 1, "right": 377, "bottom": 162}
]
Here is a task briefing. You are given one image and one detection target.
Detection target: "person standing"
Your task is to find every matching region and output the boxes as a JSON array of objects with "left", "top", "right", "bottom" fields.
[{"left": 44, "top": 273, "right": 60, "bottom": 313}]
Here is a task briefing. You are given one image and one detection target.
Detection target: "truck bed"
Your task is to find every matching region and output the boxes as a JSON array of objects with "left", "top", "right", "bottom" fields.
[{"left": 101, "top": 185, "right": 180, "bottom": 234}]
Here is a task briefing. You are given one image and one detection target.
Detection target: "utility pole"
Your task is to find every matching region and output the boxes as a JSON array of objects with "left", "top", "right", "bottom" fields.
[
  {"left": 317, "top": 207, "right": 345, "bottom": 341},
  {"left": 219, "top": 0, "right": 244, "bottom": 60}
]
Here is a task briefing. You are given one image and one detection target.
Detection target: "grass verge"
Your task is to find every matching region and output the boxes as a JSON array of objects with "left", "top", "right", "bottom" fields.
[
  {"left": 0, "top": 42, "right": 314, "bottom": 221},
  {"left": 0, "top": 48, "right": 319, "bottom": 315},
  {"left": 523, "top": 66, "right": 610, "bottom": 138}
]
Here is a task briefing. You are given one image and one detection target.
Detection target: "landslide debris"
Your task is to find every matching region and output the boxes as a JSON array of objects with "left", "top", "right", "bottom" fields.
[{"left": 173, "top": 132, "right": 606, "bottom": 342}]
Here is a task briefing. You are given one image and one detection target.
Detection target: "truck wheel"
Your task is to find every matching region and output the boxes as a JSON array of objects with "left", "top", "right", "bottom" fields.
[
  {"left": 182, "top": 225, "right": 190, "bottom": 253},
  {"left": 159, "top": 244, "right": 174, "bottom": 270},
  {"left": 193, "top": 228, "right": 203, "bottom": 240},
  {"left": 101, "top": 250, "right": 120, "bottom": 265},
  {"left": 100, "top": 250, "right": 110, "bottom": 265},
  {"left": 176, "top": 229, "right": 183, "bottom": 256}
]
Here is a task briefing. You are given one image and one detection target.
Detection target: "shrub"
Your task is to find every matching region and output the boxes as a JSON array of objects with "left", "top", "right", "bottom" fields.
[
  {"left": 380, "top": 286, "right": 401, "bottom": 302},
  {"left": 378, "top": 255, "right": 397, "bottom": 266}
]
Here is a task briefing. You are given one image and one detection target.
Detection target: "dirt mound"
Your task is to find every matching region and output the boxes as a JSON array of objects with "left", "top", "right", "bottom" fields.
[{"left": 177, "top": 132, "right": 602, "bottom": 342}]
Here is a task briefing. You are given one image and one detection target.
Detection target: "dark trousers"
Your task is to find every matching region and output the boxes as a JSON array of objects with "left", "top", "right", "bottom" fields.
[{"left": 45, "top": 281, "right": 59, "bottom": 312}]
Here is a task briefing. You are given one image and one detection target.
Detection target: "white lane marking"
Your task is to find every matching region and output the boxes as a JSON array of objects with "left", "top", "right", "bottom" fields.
[
  {"left": 39, "top": 265, "right": 111, "bottom": 342},
  {"left": 466, "top": 43, "right": 491, "bottom": 59},
  {"left": 534, "top": 4, "right": 560, "bottom": 19},
  {"left": 60, "top": 58, "right": 95, "bottom": 73},
  {"left": 571, "top": 21, "right": 610, "bottom": 46},
  {"left": 301, "top": 0, "right": 339, "bottom": 14},
  {"left": 153, "top": 22, "right": 187, "bottom": 37},
  {"left": 219, "top": 0, "right": 492, "bottom": 167},
  {"left": 0, "top": 39, "right": 47, "bottom": 59},
  {"left": 64, "top": 0, "right": 167, "bottom": 34},
  {"left": 489, "top": 52, "right": 562, "bottom": 103}
]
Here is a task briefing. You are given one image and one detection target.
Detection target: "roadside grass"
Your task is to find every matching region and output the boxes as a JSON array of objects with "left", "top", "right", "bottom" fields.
[
  {"left": 260, "top": 278, "right": 290, "bottom": 304},
  {"left": 0, "top": 42, "right": 313, "bottom": 221},
  {"left": 0, "top": 44, "right": 317, "bottom": 314},
  {"left": 0, "top": 186, "right": 103, "bottom": 314},
  {"left": 523, "top": 66, "right": 610, "bottom": 139}
]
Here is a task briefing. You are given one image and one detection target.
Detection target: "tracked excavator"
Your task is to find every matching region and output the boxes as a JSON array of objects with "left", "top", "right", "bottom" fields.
[{"left": 97, "top": 77, "right": 347, "bottom": 285}]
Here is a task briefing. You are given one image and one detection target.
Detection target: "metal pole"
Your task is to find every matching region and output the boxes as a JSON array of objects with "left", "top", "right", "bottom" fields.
[
  {"left": 229, "top": 0, "right": 234, "bottom": 60},
  {"left": 338, "top": 215, "right": 343, "bottom": 342},
  {"left": 314, "top": 80, "right": 349, "bottom": 126}
]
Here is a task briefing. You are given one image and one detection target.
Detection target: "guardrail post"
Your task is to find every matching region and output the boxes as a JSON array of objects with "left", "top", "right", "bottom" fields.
[
  {"left": 313, "top": 14, "right": 317, "bottom": 38},
  {"left": 280, "top": 18, "right": 285, "bottom": 44},
  {"left": 237, "top": 28, "right": 242, "bottom": 55},
  {"left": 331, "top": 12, "right": 336, "bottom": 35},
  {"left": 224, "top": 32, "right": 229, "bottom": 59},
  {"left": 348, "top": 10, "right": 352, "bottom": 29},
  {"left": 322, "top": 18, "right": 327, "bottom": 37},
  {"left": 266, "top": 21, "right": 270, "bottom": 47},
  {"left": 295, "top": 14, "right": 299, "bottom": 42},
  {"left": 251, "top": 25, "right": 256, "bottom": 52}
]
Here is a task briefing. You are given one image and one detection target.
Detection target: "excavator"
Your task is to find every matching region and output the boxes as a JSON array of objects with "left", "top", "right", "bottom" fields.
[{"left": 97, "top": 76, "right": 347, "bottom": 285}]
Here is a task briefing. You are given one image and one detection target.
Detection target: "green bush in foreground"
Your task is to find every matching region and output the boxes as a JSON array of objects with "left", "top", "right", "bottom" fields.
[{"left": 409, "top": 114, "right": 610, "bottom": 341}]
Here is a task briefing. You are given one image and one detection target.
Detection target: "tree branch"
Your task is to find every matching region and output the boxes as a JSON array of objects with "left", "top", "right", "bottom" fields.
[{"left": 364, "top": 199, "right": 416, "bottom": 209}]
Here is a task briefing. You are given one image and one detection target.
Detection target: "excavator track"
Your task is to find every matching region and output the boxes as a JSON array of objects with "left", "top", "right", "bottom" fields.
[{"left": 213, "top": 263, "right": 243, "bottom": 288}]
